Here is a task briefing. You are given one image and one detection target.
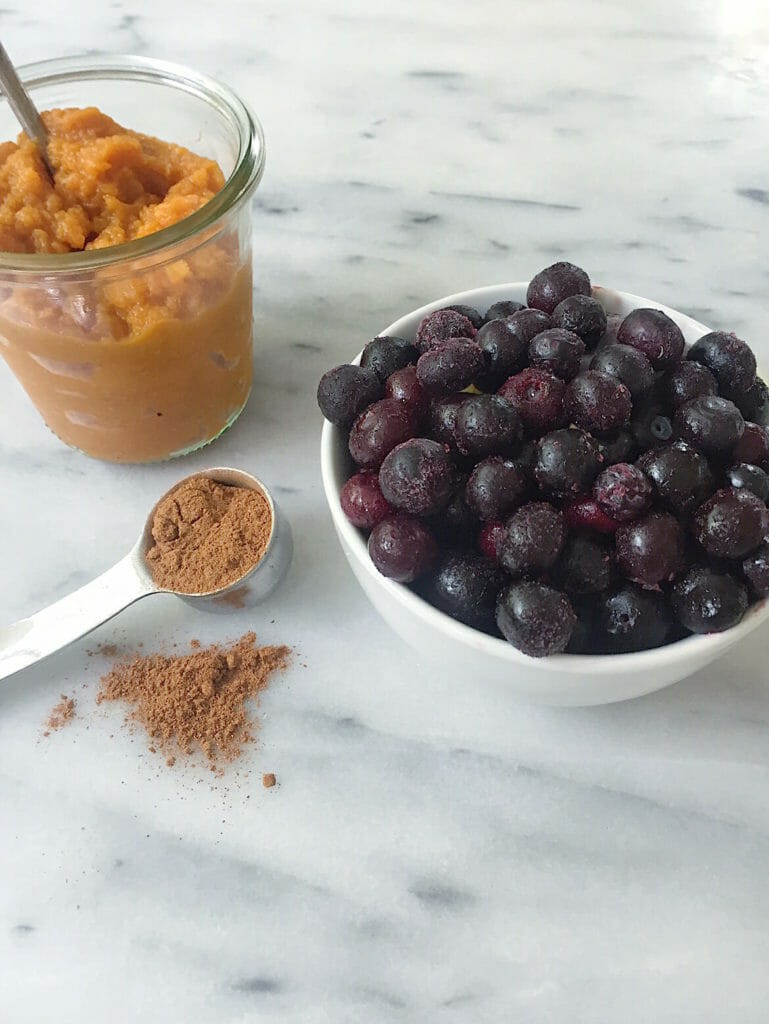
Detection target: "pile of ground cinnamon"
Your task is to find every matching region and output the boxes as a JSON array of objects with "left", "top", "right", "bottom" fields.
[
  {"left": 43, "top": 694, "right": 76, "bottom": 735},
  {"left": 96, "top": 633, "right": 290, "bottom": 770},
  {"left": 146, "top": 476, "right": 272, "bottom": 594}
]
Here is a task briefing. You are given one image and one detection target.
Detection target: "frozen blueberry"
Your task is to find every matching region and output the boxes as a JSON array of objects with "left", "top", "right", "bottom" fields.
[
  {"left": 416, "top": 339, "right": 485, "bottom": 395},
  {"left": 340, "top": 471, "right": 394, "bottom": 529},
  {"left": 630, "top": 403, "right": 674, "bottom": 450},
  {"left": 478, "top": 520, "right": 506, "bottom": 561},
  {"left": 551, "top": 293, "right": 607, "bottom": 350},
  {"left": 651, "top": 415, "right": 671, "bottom": 444},
  {"left": 429, "top": 394, "right": 469, "bottom": 449},
  {"left": 425, "top": 551, "right": 506, "bottom": 631},
  {"left": 484, "top": 299, "right": 526, "bottom": 322},
  {"left": 317, "top": 364, "right": 383, "bottom": 427},
  {"left": 526, "top": 261, "right": 591, "bottom": 315},
  {"left": 732, "top": 422, "right": 769, "bottom": 469},
  {"left": 349, "top": 398, "right": 417, "bottom": 468},
  {"left": 415, "top": 309, "right": 477, "bottom": 354},
  {"left": 506, "top": 307, "right": 553, "bottom": 343},
  {"left": 498, "top": 367, "right": 566, "bottom": 435},
  {"left": 674, "top": 395, "right": 745, "bottom": 456},
  {"left": 428, "top": 476, "right": 476, "bottom": 545},
  {"left": 509, "top": 439, "right": 538, "bottom": 482},
  {"left": 594, "top": 585, "right": 673, "bottom": 653},
  {"left": 687, "top": 331, "right": 757, "bottom": 393},
  {"left": 368, "top": 515, "right": 437, "bottom": 582},
  {"left": 727, "top": 375, "right": 769, "bottom": 427},
  {"left": 564, "top": 371, "right": 633, "bottom": 434},
  {"left": 617, "top": 308, "right": 685, "bottom": 369},
  {"left": 554, "top": 534, "right": 616, "bottom": 594},
  {"left": 563, "top": 497, "right": 620, "bottom": 535},
  {"left": 726, "top": 464, "right": 769, "bottom": 503},
  {"left": 693, "top": 487, "right": 768, "bottom": 559},
  {"left": 528, "top": 328, "right": 586, "bottom": 381},
  {"left": 499, "top": 502, "right": 567, "bottom": 576},
  {"left": 466, "top": 456, "right": 528, "bottom": 522},
  {"left": 385, "top": 364, "right": 427, "bottom": 419},
  {"left": 590, "top": 344, "right": 654, "bottom": 399},
  {"left": 566, "top": 599, "right": 599, "bottom": 653},
  {"left": 661, "top": 361, "right": 717, "bottom": 411},
  {"left": 742, "top": 542, "right": 769, "bottom": 598},
  {"left": 379, "top": 438, "right": 456, "bottom": 516},
  {"left": 360, "top": 336, "right": 418, "bottom": 382},
  {"left": 672, "top": 566, "right": 748, "bottom": 634},
  {"left": 637, "top": 441, "right": 715, "bottom": 514},
  {"left": 441, "top": 303, "right": 484, "bottom": 330},
  {"left": 454, "top": 394, "right": 523, "bottom": 459},
  {"left": 535, "top": 427, "right": 603, "bottom": 496},
  {"left": 496, "top": 580, "right": 576, "bottom": 657},
  {"left": 596, "top": 428, "right": 636, "bottom": 465},
  {"left": 474, "top": 319, "right": 528, "bottom": 390},
  {"left": 593, "top": 463, "right": 652, "bottom": 522},
  {"left": 615, "top": 512, "right": 685, "bottom": 587}
]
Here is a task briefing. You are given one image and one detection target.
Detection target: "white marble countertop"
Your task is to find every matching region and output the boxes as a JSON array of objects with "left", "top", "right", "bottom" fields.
[{"left": 2, "top": 1, "right": 769, "bottom": 1020}]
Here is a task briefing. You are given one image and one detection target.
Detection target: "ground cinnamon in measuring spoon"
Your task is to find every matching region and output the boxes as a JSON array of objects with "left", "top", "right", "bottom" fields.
[{"left": 146, "top": 475, "right": 272, "bottom": 593}]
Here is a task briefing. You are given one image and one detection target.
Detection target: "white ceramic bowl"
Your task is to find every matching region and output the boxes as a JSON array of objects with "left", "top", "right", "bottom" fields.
[{"left": 320, "top": 283, "right": 769, "bottom": 706}]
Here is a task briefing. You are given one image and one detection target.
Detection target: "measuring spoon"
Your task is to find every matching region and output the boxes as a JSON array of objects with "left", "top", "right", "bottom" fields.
[{"left": 0, "top": 468, "right": 293, "bottom": 682}]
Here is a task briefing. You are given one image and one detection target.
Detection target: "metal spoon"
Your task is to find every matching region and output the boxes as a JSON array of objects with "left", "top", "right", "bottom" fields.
[
  {"left": 0, "top": 468, "right": 293, "bottom": 682},
  {"left": 0, "top": 41, "right": 54, "bottom": 178}
]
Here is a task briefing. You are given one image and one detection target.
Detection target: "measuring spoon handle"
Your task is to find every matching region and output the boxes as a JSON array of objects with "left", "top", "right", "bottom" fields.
[{"left": 0, "top": 553, "right": 155, "bottom": 682}]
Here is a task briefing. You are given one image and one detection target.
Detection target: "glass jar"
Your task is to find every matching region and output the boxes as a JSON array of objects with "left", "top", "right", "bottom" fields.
[{"left": 0, "top": 55, "right": 265, "bottom": 462}]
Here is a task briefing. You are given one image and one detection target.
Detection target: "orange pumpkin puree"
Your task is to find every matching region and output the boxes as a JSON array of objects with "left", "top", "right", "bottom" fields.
[{"left": 0, "top": 108, "right": 253, "bottom": 462}]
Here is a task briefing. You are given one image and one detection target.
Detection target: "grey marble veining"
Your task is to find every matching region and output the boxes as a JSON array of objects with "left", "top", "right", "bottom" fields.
[{"left": 2, "top": 1, "right": 769, "bottom": 1020}]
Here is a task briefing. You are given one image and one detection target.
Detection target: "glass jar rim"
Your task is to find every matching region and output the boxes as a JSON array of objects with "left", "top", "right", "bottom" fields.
[{"left": 0, "top": 53, "right": 265, "bottom": 275}]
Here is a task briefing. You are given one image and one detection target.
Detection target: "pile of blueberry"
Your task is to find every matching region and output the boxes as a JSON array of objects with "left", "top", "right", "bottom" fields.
[{"left": 317, "top": 262, "right": 769, "bottom": 657}]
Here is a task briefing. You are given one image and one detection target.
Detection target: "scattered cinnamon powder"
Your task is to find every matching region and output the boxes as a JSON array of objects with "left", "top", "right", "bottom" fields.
[
  {"left": 44, "top": 694, "right": 75, "bottom": 735},
  {"left": 262, "top": 772, "right": 277, "bottom": 788},
  {"left": 96, "top": 633, "right": 289, "bottom": 770},
  {"left": 146, "top": 476, "right": 272, "bottom": 594}
]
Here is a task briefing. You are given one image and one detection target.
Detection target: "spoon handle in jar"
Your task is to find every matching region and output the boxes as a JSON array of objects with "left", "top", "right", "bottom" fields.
[
  {"left": 0, "top": 41, "right": 53, "bottom": 176},
  {"left": 0, "top": 554, "right": 155, "bottom": 682}
]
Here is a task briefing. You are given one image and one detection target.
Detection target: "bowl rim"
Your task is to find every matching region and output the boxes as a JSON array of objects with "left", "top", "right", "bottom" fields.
[{"left": 319, "top": 281, "right": 769, "bottom": 676}]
